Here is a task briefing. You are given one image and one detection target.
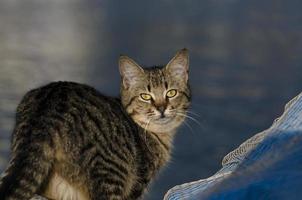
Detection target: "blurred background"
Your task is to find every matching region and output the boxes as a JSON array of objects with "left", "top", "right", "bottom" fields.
[{"left": 0, "top": 0, "right": 302, "bottom": 199}]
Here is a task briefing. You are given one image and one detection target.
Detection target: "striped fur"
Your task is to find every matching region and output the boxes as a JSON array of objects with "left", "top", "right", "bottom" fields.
[{"left": 0, "top": 49, "right": 190, "bottom": 200}]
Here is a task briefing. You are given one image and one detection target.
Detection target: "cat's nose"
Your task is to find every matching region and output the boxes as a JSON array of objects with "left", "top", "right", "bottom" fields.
[{"left": 157, "top": 106, "right": 166, "bottom": 118}]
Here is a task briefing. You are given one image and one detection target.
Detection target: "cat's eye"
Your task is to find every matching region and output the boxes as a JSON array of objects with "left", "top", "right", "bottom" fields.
[
  {"left": 140, "top": 93, "right": 152, "bottom": 101},
  {"left": 166, "top": 89, "right": 177, "bottom": 98}
]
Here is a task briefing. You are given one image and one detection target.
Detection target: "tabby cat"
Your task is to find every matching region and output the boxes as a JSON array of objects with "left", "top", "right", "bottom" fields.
[{"left": 0, "top": 49, "right": 191, "bottom": 200}]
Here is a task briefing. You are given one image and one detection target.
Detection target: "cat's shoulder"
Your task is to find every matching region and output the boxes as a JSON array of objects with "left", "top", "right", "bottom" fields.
[
  {"left": 26, "top": 81, "right": 101, "bottom": 95},
  {"left": 20, "top": 81, "right": 118, "bottom": 105}
]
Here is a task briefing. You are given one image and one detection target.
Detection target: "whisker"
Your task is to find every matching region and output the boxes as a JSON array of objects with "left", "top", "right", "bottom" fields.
[
  {"left": 170, "top": 108, "right": 203, "bottom": 119},
  {"left": 185, "top": 110, "right": 201, "bottom": 117},
  {"left": 143, "top": 119, "right": 153, "bottom": 153},
  {"left": 182, "top": 120, "right": 197, "bottom": 135},
  {"left": 176, "top": 112, "right": 204, "bottom": 128}
]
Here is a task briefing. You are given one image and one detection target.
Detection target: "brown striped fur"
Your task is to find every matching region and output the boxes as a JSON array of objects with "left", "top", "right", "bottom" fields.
[{"left": 0, "top": 49, "right": 190, "bottom": 200}]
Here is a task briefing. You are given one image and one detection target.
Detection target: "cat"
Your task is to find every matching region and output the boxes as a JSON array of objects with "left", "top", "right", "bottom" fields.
[{"left": 0, "top": 49, "right": 191, "bottom": 200}]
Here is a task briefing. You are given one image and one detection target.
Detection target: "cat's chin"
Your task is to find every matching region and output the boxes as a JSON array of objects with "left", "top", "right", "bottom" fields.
[
  {"left": 154, "top": 117, "right": 173, "bottom": 124},
  {"left": 150, "top": 122, "right": 180, "bottom": 133},
  {"left": 136, "top": 117, "right": 184, "bottom": 134}
]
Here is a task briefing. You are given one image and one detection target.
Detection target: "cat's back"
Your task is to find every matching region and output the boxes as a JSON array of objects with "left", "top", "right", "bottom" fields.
[
  {"left": 17, "top": 81, "right": 124, "bottom": 120},
  {"left": 14, "top": 81, "right": 136, "bottom": 149}
]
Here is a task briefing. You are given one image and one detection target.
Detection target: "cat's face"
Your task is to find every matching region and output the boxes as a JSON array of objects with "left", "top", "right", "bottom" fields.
[{"left": 119, "top": 49, "right": 191, "bottom": 133}]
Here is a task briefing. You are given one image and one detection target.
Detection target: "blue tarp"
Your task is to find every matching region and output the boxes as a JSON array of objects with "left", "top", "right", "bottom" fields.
[{"left": 165, "top": 92, "right": 302, "bottom": 200}]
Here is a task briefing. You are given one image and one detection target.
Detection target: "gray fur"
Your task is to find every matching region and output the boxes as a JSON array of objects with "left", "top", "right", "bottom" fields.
[{"left": 0, "top": 49, "right": 190, "bottom": 200}]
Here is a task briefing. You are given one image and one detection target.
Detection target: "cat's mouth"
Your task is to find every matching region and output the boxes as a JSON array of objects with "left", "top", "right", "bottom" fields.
[
  {"left": 153, "top": 116, "right": 174, "bottom": 124},
  {"left": 136, "top": 113, "right": 185, "bottom": 133}
]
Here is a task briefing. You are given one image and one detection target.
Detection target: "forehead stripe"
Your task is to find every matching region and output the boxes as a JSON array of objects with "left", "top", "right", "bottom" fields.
[
  {"left": 164, "top": 81, "right": 168, "bottom": 89},
  {"left": 149, "top": 69, "right": 166, "bottom": 87}
]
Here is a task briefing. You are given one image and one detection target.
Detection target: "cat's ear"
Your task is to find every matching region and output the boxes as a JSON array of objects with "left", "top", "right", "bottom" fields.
[
  {"left": 119, "top": 55, "right": 144, "bottom": 89},
  {"left": 165, "top": 48, "right": 189, "bottom": 83}
]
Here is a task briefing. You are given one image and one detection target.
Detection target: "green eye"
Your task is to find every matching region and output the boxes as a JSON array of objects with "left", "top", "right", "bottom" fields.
[
  {"left": 140, "top": 93, "right": 152, "bottom": 101},
  {"left": 166, "top": 89, "right": 177, "bottom": 98}
]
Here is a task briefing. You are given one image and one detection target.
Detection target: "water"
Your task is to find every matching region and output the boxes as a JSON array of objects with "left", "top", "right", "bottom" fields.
[{"left": 0, "top": 0, "right": 302, "bottom": 199}]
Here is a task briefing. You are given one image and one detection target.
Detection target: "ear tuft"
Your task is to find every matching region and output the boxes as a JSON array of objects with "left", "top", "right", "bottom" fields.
[
  {"left": 165, "top": 49, "right": 189, "bottom": 83},
  {"left": 119, "top": 55, "right": 144, "bottom": 89}
]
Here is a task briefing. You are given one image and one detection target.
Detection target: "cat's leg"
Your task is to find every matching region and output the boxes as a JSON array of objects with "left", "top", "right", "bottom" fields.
[
  {"left": 87, "top": 168, "right": 126, "bottom": 200},
  {"left": 85, "top": 155, "right": 132, "bottom": 200},
  {"left": 126, "top": 177, "right": 150, "bottom": 200},
  {"left": 0, "top": 131, "right": 54, "bottom": 200}
]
